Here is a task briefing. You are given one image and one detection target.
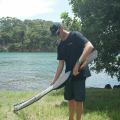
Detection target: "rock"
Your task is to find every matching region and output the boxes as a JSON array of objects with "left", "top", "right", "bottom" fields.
[
  {"left": 104, "top": 84, "right": 112, "bottom": 89},
  {"left": 113, "top": 84, "right": 120, "bottom": 89}
]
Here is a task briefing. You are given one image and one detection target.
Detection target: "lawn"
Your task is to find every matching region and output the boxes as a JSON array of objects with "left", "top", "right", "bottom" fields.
[{"left": 0, "top": 88, "right": 120, "bottom": 120}]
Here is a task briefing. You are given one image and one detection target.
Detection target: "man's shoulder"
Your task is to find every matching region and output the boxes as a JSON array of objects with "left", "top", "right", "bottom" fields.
[{"left": 70, "top": 31, "right": 83, "bottom": 37}]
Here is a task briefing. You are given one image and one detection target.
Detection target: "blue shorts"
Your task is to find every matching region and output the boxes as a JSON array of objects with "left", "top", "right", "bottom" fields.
[{"left": 64, "top": 79, "right": 86, "bottom": 102}]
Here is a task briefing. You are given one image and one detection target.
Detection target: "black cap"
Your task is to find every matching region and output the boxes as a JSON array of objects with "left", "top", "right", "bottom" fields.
[{"left": 50, "top": 22, "right": 61, "bottom": 37}]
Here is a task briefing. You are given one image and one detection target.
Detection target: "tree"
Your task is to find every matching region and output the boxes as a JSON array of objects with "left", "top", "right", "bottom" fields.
[
  {"left": 64, "top": 0, "right": 120, "bottom": 81},
  {"left": 0, "top": 17, "right": 60, "bottom": 52},
  {"left": 60, "top": 11, "right": 81, "bottom": 31}
]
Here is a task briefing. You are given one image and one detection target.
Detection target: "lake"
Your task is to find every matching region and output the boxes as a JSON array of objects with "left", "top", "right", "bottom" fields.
[{"left": 0, "top": 52, "right": 119, "bottom": 91}]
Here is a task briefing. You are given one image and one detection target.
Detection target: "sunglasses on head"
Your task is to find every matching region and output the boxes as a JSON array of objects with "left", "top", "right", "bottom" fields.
[{"left": 56, "top": 28, "right": 61, "bottom": 35}]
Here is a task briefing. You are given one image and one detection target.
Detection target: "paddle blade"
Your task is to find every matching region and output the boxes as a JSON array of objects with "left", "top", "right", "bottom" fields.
[
  {"left": 53, "top": 71, "right": 72, "bottom": 90},
  {"left": 78, "top": 50, "right": 98, "bottom": 71}
]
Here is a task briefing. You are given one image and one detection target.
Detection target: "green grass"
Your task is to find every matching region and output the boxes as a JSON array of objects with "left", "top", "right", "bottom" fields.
[{"left": 0, "top": 88, "right": 120, "bottom": 120}]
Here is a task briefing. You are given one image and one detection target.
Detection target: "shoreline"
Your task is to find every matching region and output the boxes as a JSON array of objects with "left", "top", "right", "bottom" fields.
[{"left": 0, "top": 85, "right": 120, "bottom": 92}]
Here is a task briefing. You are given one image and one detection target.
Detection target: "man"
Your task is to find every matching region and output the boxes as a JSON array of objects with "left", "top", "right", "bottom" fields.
[{"left": 50, "top": 22, "right": 94, "bottom": 120}]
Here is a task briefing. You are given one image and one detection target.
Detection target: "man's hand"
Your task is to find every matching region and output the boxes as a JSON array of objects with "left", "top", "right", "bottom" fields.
[
  {"left": 73, "top": 62, "right": 80, "bottom": 76},
  {"left": 50, "top": 80, "right": 55, "bottom": 86}
]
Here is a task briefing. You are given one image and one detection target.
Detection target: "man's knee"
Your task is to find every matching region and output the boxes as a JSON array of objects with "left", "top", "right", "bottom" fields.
[{"left": 75, "top": 101, "right": 83, "bottom": 108}]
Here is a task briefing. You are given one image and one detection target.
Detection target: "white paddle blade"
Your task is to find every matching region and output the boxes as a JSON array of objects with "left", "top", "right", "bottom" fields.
[
  {"left": 86, "top": 50, "right": 98, "bottom": 64},
  {"left": 53, "top": 71, "right": 71, "bottom": 90},
  {"left": 79, "top": 50, "right": 98, "bottom": 71}
]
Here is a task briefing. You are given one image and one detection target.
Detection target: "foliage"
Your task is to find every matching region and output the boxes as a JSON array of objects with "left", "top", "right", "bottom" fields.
[
  {"left": 63, "top": 0, "right": 120, "bottom": 81},
  {"left": 0, "top": 17, "right": 60, "bottom": 52},
  {"left": 60, "top": 11, "right": 81, "bottom": 31}
]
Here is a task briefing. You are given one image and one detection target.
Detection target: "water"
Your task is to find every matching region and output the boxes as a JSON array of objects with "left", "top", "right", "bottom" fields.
[{"left": 0, "top": 52, "right": 119, "bottom": 91}]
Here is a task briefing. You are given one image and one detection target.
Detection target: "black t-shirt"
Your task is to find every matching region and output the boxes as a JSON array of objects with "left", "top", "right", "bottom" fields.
[{"left": 57, "top": 31, "right": 91, "bottom": 80}]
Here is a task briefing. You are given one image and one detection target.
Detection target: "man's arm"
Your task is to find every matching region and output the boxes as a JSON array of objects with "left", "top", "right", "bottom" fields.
[
  {"left": 50, "top": 60, "right": 64, "bottom": 86},
  {"left": 79, "top": 41, "right": 94, "bottom": 62},
  {"left": 73, "top": 41, "right": 94, "bottom": 76}
]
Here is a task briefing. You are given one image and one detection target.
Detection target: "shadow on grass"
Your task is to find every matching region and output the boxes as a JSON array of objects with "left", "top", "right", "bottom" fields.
[
  {"left": 55, "top": 101, "right": 68, "bottom": 108},
  {"left": 83, "top": 88, "right": 120, "bottom": 120},
  {"left": 49, "top": 88, "right": 64, "bottom": 96},
  {"left": 14, "top": 110, "right": 26, "bottom": 120},
  {"left": 52, "top": 88, "right": 120, "bottom": 120}
]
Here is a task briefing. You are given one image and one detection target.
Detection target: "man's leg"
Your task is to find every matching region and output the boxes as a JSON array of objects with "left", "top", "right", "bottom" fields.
[
  {"left": 76, "top": 102, "right": 83, "bottom": 120},
  {"left": 73, "top": 79, "right": 85, "bottom": 120},
  {"left": 68, "top": 99, "right": 75, "bottom": 120}
]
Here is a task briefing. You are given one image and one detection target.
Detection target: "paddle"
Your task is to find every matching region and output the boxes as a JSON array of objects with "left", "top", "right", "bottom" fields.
[{"left": 14, "top": 50, "right": 98, "bottom": 111}]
